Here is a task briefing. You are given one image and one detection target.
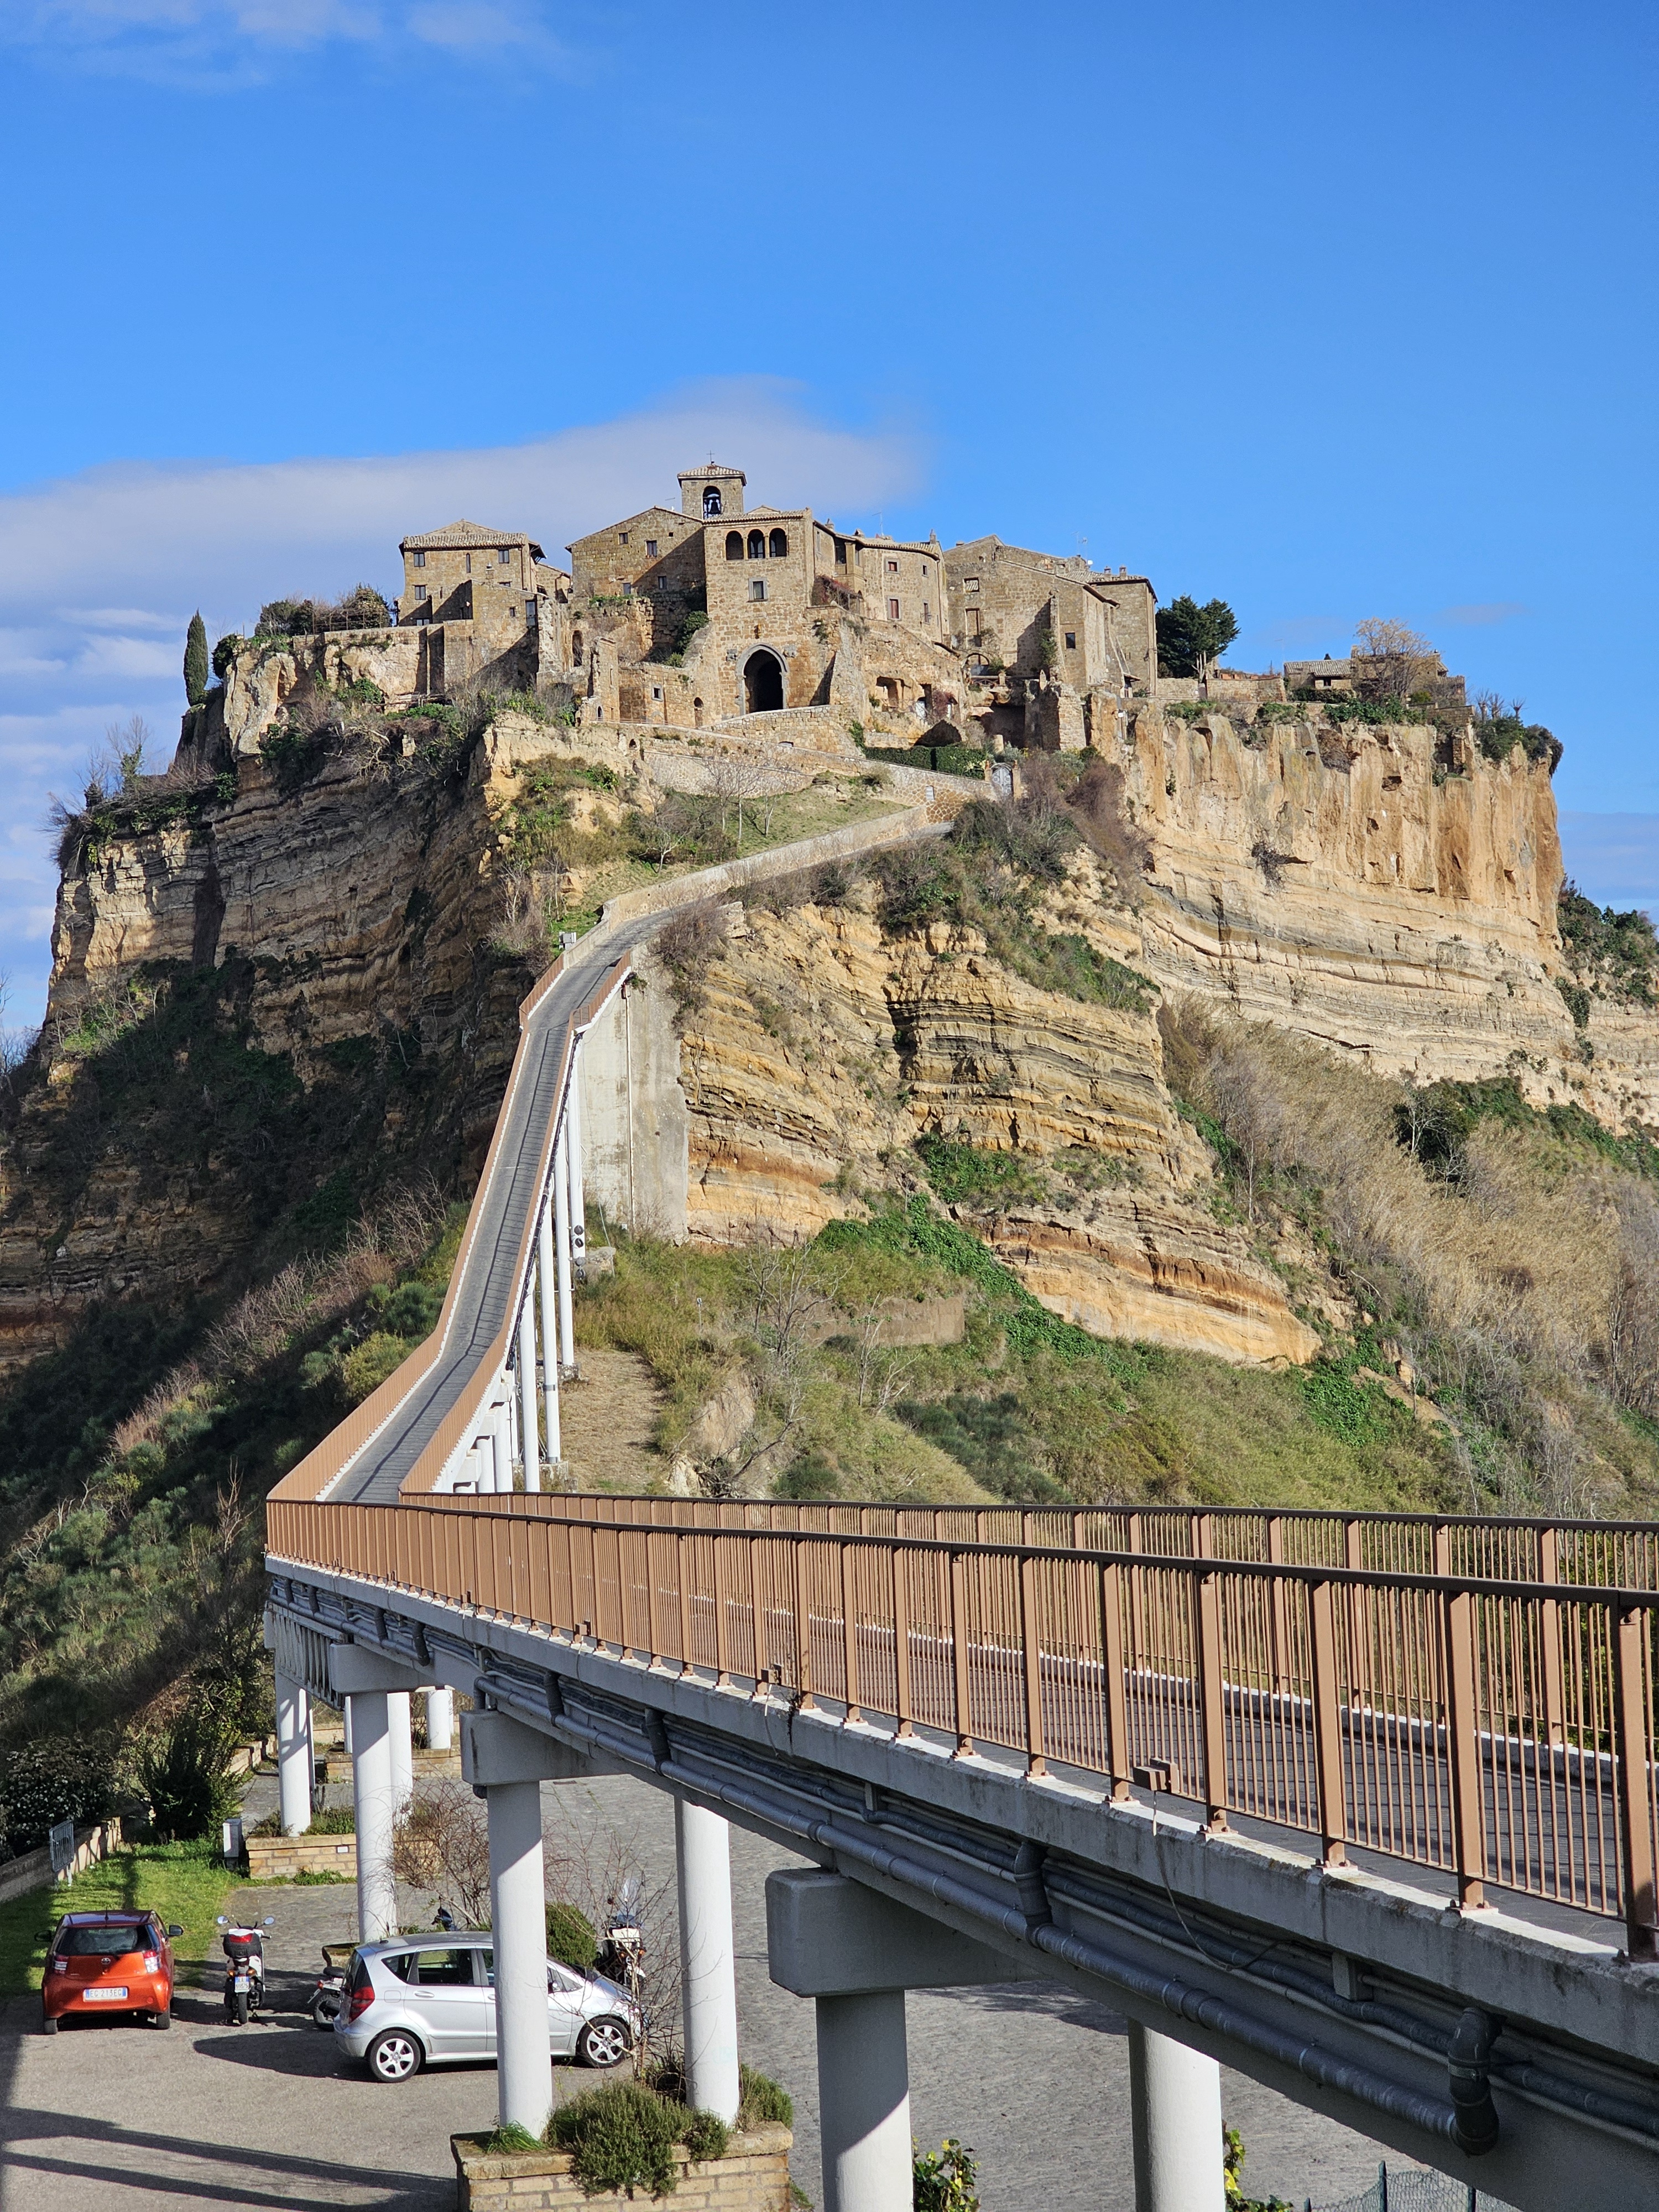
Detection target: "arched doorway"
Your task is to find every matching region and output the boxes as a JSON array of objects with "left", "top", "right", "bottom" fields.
[{"left": 744, "top": 650, "right": 784, "bottom": 714}]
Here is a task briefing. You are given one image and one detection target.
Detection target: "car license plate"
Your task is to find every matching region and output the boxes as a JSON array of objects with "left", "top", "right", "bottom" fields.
[
  {"left": 85, "top": 1987, "right": 128, "bottom": 2001},
  {"left": 232, "top": 1974, "right": 250, "bottom": 1992}
]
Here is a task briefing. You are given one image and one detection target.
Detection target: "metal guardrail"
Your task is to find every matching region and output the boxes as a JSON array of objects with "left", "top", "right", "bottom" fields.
[
  {"left": 266, "top": 1497, "right": 1659, "bottom": 1956},
  {"left": 467, "top": 1493, "right": 1659, "bottom": 1589}
]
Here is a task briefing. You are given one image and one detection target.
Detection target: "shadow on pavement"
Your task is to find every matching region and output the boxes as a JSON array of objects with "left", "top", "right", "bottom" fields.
[{"left": 0, "top": 2105, "right": 449, "bottom": 2209}]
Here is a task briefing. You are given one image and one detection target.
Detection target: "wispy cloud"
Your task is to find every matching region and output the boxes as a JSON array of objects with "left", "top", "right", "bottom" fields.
[
  {"left": 2, "top": 0, "right": 567, "bottom": 81},
  {"left": 0, "top": 380, "right": 922, "bottom": 1024},
  {"left": 1437, "top": 601, "right": 1527, "bottom": 628}
]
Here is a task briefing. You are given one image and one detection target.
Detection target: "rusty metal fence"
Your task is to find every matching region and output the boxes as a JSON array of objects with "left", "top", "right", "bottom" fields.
[{"left": 267, "top": 1498, "right": 1659, "bottom": 1956}]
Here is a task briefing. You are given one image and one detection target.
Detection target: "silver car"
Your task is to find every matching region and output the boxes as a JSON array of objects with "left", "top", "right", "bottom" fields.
[{"left": 335, "top": 1933, "right": 640, "bottom": 2084}]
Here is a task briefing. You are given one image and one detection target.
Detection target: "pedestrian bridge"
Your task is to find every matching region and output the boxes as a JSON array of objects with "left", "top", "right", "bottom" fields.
[{"left": 264, "top": 823, "right": 1659, "bottom": 2212}]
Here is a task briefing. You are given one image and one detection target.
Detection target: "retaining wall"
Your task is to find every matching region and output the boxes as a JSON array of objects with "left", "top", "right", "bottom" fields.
[{"left": 452, "top": 2125, "right": 793, "bottom": 2211}]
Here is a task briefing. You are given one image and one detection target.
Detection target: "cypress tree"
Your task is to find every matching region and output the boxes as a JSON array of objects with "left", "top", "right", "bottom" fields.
[{"left": 184, "top": 611, "right": 209, "bottom": 706}]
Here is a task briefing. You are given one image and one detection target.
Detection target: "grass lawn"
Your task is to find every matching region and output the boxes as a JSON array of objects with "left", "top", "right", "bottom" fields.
[{"left": 0, "top": 1842, "right": 237, "bottom": 2002}]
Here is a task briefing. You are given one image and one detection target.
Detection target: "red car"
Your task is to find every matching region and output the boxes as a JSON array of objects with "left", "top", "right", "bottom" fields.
[{"left": 43, "top": 1910, "right": 182, "bottom": 2033}]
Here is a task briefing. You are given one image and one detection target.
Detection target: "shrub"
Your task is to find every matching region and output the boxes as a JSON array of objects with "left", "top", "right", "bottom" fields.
[
  {"left": 135, "top": 1709, "right": 242, "bottom": 1842},
  {"left": 679, "top": 2110, "right": 729, "bottom": 2163},
  {"left": 546, "top": 1899, "right": 598, "bottom": 1973},
  {"left": 482, "top": 2123, "right": 542, "bottom": 2155},
  {"left": 0, "top": 1739, "right": 116, "bottom": 1857},
  {"left": 913, "top": 2137, "right": 979, "bottom": 2211},
  {"left": 547, "top": 2080, "right": 682, "bottom": 2197},
  {"left": 737, "top": 2065, "right": 794, "bottom": 2130},
  {"left": 212, "top": 633, "right": 246, "bottom": 679}
]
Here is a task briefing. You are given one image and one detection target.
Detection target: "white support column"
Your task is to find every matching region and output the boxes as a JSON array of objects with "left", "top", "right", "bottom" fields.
[
  {"left": 388, "top": 1690, "right": 414, "bottom": 1813},
  {"left": 275, "top": 1671, "right": 312, "bottom": 1837},
  {"left": 816, "top": 1991, "right": 911, "bottom": 2212},
  {"left": 675, "top": 1799, "right": 740, "bottom": 2124},
  {"left": 567, "top": 1047, "right": 587, "bottom": 1277},
  {"left": 347, "top": 1691, "right": 397, "bottom": 1942},
  {"left": 538, "top": 1194, "right": 561, "bottom": 1467},
  {"left": 486, "top": 1778, "right": 549, "bottom": 2133},
  {"left": 491, "top": 1385, "right": 513, "bottom": 1495},
  {"left": 553, "top": 1123, "right": 576, "bottom": 1373},
  {"left": 518, "top": 1292, "right": 541, "bottom": 1493},
  {"left": 1129, "top": 2022, "right": 1225, "bottom": 2212},
  {"left": 766, "top": 1868, "right": 1038, "bottom": 2212},
  {"left": 342, "top": 1699, "right": 354, "bottom": 1757},
  {"left": 425, "top": 1686, "right": 454, "bottom": 1754}
]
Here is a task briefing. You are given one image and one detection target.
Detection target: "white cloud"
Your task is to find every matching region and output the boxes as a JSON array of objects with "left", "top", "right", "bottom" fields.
[
  {"left": 0, "top": 379, "right": 922, "bottom": 1024},
  {"left": 3, "top": 0, "right": 565, "bottom": 79}
]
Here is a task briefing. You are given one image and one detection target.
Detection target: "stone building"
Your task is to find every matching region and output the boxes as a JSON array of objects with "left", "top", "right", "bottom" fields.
[
  {"left": 395, "top": 519, "right": 572, "bottom": 696},
  {"left": 371, "top": 467, "right": 1175, "bottom": 748}
]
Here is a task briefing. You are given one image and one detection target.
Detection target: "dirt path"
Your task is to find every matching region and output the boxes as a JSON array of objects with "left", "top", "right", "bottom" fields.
[{"left": 559, "top": 1349, "right": 664, "bottom": 1492}]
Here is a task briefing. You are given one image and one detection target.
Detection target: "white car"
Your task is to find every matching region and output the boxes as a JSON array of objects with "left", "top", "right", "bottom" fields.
[{"left": 335, "top": 1932, "right": 640, "bottom": 2084}]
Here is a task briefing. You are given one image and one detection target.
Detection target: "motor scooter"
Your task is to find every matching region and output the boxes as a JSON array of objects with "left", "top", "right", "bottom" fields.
[
  {"left": 216, "top": 1914, "right": 274, "bottom": 2025},
  {"left": 311, "top": 1909, "right": 452, "bottom": 2028}
]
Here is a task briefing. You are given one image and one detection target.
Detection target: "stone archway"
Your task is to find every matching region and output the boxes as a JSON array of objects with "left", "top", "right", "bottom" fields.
[{"left": 744, "top": 649, "right": 785, "bottom": 714}]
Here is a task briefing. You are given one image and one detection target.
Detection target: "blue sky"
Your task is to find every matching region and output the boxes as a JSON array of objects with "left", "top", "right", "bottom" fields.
[{"left": 1, "top": 0, "right": 1654, "bottom": 1026}]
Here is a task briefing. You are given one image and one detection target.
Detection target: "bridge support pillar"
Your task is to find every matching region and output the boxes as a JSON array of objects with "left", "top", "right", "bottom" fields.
[
  {"left": 388, "top": 1691, "right": 414, "bottom": 1812},
  {"left": 425, "top": 1685, "right": 454, "bottom": 1754},
  {"left": 554, "top": 1125, "right": 576, "bottom": 1373},
  {"left": 767, "top": 1866, "right": 1039, "bottom": 2212},
  {"left": 463, "top": 1710, "right": 601, "bottom": 2136},
  {"left": 676, "top": 1799, "right": 740, "bottom": 2123},
  {"left": 1129, "top": 2022, "right": 1225, "bottom": 2212},
  {"left": 274, "top": 1671, "right": 312, "bottom": 1837},
  {"left": 329, "top": 1644, "right": 427, "bottom": 1945}
]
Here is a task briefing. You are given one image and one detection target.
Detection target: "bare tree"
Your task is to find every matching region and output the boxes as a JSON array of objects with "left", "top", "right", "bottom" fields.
[
  {"left": 393, "top": 1778, "right": 493, "bottom": 1926},
  {"left": 1352, "top": 619, "right": 1437, "bottom": 703}
]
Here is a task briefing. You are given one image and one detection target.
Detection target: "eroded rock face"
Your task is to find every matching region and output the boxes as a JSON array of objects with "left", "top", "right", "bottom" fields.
[
  {"left": 679, "top": 889, "right": 1319, "bottom": 1364},
  {"left": 1113, "top": 708, "right": 1656, "bottom": 1128}
]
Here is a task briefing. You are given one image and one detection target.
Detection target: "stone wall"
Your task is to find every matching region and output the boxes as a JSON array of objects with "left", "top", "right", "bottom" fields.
[
  {"left": 452, "top": 2124, "right": 793, "bottom": 2212},
  {"left": 245, "top": 1832, "right": 357, "bottom": 1880}
]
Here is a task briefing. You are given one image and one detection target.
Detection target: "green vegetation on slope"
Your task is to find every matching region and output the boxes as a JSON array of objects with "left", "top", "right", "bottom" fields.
[{"left": 0, "top": 1840, "right": 234, "bottom": 2000}]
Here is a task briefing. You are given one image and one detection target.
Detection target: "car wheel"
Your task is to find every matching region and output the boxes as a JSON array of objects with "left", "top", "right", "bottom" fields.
[
  {"left": 152, "top": 2008, "right": 171, "bottom": 2031},
  {"left": 576, "top": 2016, "right": 632, "bottom": 2069},
  {"left": 368, "top": 2030, "right": 424, "bottom": 2083},
  {"left": 41, "top": 2013, "right": 58, "bottom": 2036}
]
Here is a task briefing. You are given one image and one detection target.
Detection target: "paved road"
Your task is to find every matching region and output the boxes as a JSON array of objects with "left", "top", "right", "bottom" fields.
[{"left": 0, "top": 1766, "right": 1445, "bottom": 2211}]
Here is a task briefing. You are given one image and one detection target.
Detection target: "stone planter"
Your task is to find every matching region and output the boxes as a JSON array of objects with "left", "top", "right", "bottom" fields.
[
  {"left": 245, "top": 1832, "right": 357, "bottom": 1880},
  {"left": 451, "top": 2122, "right": 792, "bottom": 2210}
]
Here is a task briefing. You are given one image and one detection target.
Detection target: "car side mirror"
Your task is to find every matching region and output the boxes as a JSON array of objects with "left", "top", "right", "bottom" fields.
[
  {"left": 167, "top": 1925, "right": 184, "bottom": 1938},
  {"left": 215, "top": 1916, "right": 227, "bottom": 1927},
  {"left": 262, "top": 1917, "right": 274, "bottom": 1928}
]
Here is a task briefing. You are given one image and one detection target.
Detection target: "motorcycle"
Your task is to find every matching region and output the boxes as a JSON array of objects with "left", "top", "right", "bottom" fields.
[
  {"left": 595, "top": 1878, "right": 645, "bottom": 2006},
  {"left": 313, "top": 1906, "right": 453, "bottom": 2029},
  {"left": 216, "top": 1914, "right": 274, "bottom": 2025}
]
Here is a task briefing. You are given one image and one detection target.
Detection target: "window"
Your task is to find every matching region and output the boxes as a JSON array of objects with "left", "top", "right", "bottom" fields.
[
  {"left": 835, "top": 538, "right": 847, "bottom": 565},
  {"left": 769, "top": 527, "right": 789, "bottom": 557},
  {"left": 886, "top": 559, "right": 898, "bottom": 573},
  {"left": 411, "top": 550, "right": 426, "bottom": 568},
  {"left": 747, "top": 529, "right": 766, "bottom": 559},
  {"left": 645, "top": 539, "right": 658, "bottom": 557},
  {"left": 967, "top": 608, "right": 982, "bottom": 638},
  {"left": 966, "top": 577, "right": 979, "bottom": 593},
  {"left": 499, "top": 547, "right": 513, "bottom": 564},
  {"left": 922, "top": 562, "right": 930, "bottom": 576},
  {"left": 726, "top": 531, "right": 744, "bottom": 560},
  {"left": 418, "top": 583, "right": 431, "bottom": 599},
  {"left": 1065, "top": 631, "right": 1076, "bottom": 650},
  {"left": 922, "top": 602, "right": 930, "bottom": 622},
  {"left": 703, "top": 486, "right": 723, "bottom": 517},
  {"left": 750, "top": 578, "right": 766, "bottom": 602},
  {"left": 888, "top": 597, "right": 900, "bottom": 621},
  {"left": 465, "top": 554, "right": 472, "bottom": 574},
  {"left": 618, "top": 531, "right": 628, "bottom": 545},
  {"left": 651, "top": 685, "right": 663, "bottom": 700}
]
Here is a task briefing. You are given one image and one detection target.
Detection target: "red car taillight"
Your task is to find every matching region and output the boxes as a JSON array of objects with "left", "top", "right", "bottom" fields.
[
  {"left": 48, "top": 1958, "right": 66, "bottom": 1976},
  {"left": 142, "top": 1952, "right": 159, "bottom": 1974},
  {"left": 347, "top": 1983, "right": 375, "bottom": 2022}
]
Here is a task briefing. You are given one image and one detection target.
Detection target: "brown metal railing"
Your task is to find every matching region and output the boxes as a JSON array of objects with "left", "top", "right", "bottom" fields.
[
  {"left": 267, "top": 1497, "right": 1659, "bottom": 1957},
  {"left": 420, "top": 1491, "right": 1659, "bottom": 1590}
]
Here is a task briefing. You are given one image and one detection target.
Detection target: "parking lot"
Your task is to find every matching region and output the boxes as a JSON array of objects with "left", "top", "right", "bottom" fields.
[{"left": 0, "top": 1769, "right": 1417, "bottom": 2211}]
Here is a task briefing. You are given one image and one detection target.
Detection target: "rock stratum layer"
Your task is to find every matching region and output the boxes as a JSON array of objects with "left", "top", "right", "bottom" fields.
[{"left": 5, "top": 699, "right": 1653, "bottom": 1375}]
